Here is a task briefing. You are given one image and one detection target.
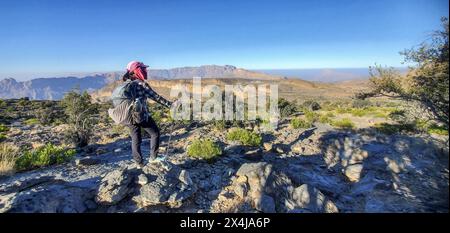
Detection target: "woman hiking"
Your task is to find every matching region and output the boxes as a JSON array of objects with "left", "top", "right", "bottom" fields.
[{"left": 121, "top": 61, "right": 172, "bottom": 167}]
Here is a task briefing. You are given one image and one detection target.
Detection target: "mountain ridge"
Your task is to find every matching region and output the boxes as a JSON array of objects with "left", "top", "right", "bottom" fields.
[{"left": 0, "top": 65, "right": 280, "bottom": 100}]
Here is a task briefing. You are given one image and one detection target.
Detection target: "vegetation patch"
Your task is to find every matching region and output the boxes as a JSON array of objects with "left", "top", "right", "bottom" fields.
[
  {"left": 0, "top": 143, "right": 19, "bottom": 176},
  {"left": 15, "top": 143, "right": 76, "bottom": 171},
  {"left": 60, "top": 90, "right": 99, "bottom": 147},
  {"left": 23, "top": 118, "right": 40, "bottom": 125},
  {"left": 226, "top": 128, "right": 262, "bottom": 146},
  {"left": 0, "top": 124, "right": 9, "bottom": 142},
  {"left": 291, "top": 118, "right": 313, "bottom": 129},
  {"left": 373, "top": 122, "right": 416, "bottom": 135},
  {"left": 331, "top": 118, "right": 355, "bottom": 129},
  {"left": 187, "top": 139, "right": 222, "bottom": 160},
  {"left": 278, "top": 98, "right": 298, "bottom": 117}
]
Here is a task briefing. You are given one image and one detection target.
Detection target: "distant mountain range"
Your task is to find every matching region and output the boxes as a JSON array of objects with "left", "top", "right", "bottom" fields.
[
  {"left": 256, "top": 67, "right": 409, "bottom": 82},
  {"left": 0, "top": 65, "right": 278, "bottom": 100}
]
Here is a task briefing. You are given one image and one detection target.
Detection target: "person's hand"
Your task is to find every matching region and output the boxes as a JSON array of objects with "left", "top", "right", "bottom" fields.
[{"left": 170, "top": 99, "right": 181, "bottom": 109}]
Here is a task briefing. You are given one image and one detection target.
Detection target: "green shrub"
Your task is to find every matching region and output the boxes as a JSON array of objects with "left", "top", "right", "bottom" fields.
[
  {"left": 151, "top": 109, "right": 163, "bottom": 125},
  {"left": 0, "top": 99, "right": 6, "bottom": 108},
  {"left": 60, "top": 90, "right": 99, "bottom": 147},
  {"left": 352, "top": 99, "right": 372, "bottom": 108},
  {"left": 213, "top": 120, "right": 226, "bottom": 131},
  {"left": 23, "top": 118, "right": 40, "bottom": 125},
  {"left": 226, "top": 128, "right": 262, "bottom": 146},
  {"left": 187, "top": 139, "right": 222, "bottom": 160},
  {"left": 304, "top": 111, "right": 319, "bottom": 122},
  {"left": 291, "top": 118, "right": 313, "bottom": 129},
  {"left": 111, "top": 124, "right": 128, "bottom": 136},
  {"left": 0, "top": 134, "right": 6, "bottom": 142},
  {"left": 0, "top": 124, "right": 8, "bottom": 133},
  {"left": 336, "top": 107, "right": 352, "bottom": 114},
  {"left": 373, "top": 122, "right": 416, "bottom": 135},
  {"left": 318, "top": 114, "right": 333, "bottom": 124},
  {"left": 302, "top": 100, "right": 321, "bottom": 111},
  {"left": 388, "top": 109, "right": 407, "bottom": 121},
  {"left": 15, "top": 143, "right": 76, "bottom": 171},
  {"left": 350, "top": 108, "right": 368, "bottom": 117},
  {"left": 427, "top": 124, "right": 449, "bottom": 135},
  {"left": 0, "top": 143, "right": 19, "bottom": 176},
  {"left": 34, "top": 106, "right": 62, "bottom": 125},
  {"left": 279, "top": 98, "right": 298, "bottom": 117},
  {"left": 332, "top": 118, "right": 355, "bottom": 129}
]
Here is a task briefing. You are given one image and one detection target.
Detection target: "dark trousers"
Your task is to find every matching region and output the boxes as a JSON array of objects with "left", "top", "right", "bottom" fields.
[{"left": 128, "top": 117, "right": 160, "bottom": 164}]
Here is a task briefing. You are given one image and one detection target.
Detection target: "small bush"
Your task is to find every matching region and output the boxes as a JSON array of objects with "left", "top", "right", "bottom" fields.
[
  {"left": 23, "top": 118, "right": 40, "bottom": 125},
  {"left": 0, "top": 143, "right": 19, "bottom": 176},
  {"left": 388, "top": 109, "right": 407, "bottom": 121},
  {"left": 318, "top": 114, "right": 333, "bottom": 124},
  {"left": 304, "top": 111, "right": 319, "bottom": 122},
  {"left": 213, "top": 120, "right": 226, "bottom": 131},
  {"left": 373, "top": 122, "right": 416, "bottom": 135},
  {"left": 302, "top": 100, "right": 321, "bottom": 111},
  {"left": 15, "top": 143, "right": 76, "bottom": 171},
  {"left": 0, "top": 99, "right": 6, "bottom": 108},
  {"left": 111, "top": 124, "right": 128, "bottom": 137},
  {"left": 291, "top": 118, "right": 313, "bottom": 129},
  {"left": 0, "top": 124, "right": 8, "bottom": 132},
  {"left": 60, "top": 90, "right": 99, "bottom": 147},
  {"left": 187, "top": 139, "right": 222, "bottom": 160},
  {"left": 279, "top": 98, "right": 298, "bottom": 117},
  {"left": 352, "top": 99, "right": 372, "bottom": 108},
  {"left": 226, "top": 128, "right": 262, "bottom": 146},
  {"left": 427, "top": 124, "right": 449, "bottom": 136},
  {"left": 0, "top": 125, "right": 9, "bottom": 142},
  {"left": 332, "top": 118, "right": 355, "bottom": 129}
]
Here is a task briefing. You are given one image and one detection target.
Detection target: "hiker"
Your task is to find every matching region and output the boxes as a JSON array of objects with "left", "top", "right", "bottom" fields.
[{"left": 111, "top": 61, "right": 172, "bottom": 167}]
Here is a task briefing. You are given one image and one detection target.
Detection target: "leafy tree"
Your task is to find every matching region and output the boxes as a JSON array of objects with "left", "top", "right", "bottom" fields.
[
  {"left": 60, "top": 89, "right": 99, "bottom": 147},
  {"left": 358, "top": 17, "right": 449, "bottom": 129}
]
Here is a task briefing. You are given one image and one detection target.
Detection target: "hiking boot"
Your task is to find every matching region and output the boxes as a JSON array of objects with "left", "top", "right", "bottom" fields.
[{"left": 135, "top": 161, "right": 145, "bottom": 169}]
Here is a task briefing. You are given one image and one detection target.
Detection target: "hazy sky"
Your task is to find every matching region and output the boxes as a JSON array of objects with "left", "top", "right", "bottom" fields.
[{"left": 0, "top": 0, "right": 448, "bottom": 80}]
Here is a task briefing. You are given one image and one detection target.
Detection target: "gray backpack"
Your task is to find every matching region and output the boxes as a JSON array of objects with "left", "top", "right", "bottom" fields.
[{"left": 108, "top": 80, "right": 148, "bottom": 125}]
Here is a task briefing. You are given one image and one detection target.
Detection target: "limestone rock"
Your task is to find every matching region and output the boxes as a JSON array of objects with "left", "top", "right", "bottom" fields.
[
  {"left": 96, "top": 168, "right": 134, "bottom": 205},
  {"left": 75, "top": 157, "right": 102, "bottom": 166},
  {"left": 254, "top": 194, "right": 276, "bottom": 213},
  {"left": 132, "top": 164, "right": 197, "bottom": 208},
  {"left": 343, "top": 164, "right": 364, "bottom": 182},
  {"left": 263, "top": 142, "right": 273, "bottom": 151},
  {"left": 291, "top": 184, "right": 339, "bottom": 213}
]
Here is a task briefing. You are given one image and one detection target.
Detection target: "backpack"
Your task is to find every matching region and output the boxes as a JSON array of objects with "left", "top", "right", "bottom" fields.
[{"left": 108, "top": 80, "right": 149, "bottom": 125}]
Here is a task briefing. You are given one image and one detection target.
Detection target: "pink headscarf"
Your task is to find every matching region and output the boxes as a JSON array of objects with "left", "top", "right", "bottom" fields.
[{"left": 126, "top": 61, "right": 149, "bottom": 81}]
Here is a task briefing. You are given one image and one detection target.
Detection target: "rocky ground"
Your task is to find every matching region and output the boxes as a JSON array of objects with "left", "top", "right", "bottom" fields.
[{"left": 0, "top": 120, "right": 448, "bottom": 213}]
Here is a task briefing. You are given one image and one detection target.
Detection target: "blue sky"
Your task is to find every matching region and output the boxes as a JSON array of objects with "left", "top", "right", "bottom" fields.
[{"left": 0, "top": 0, "right": 448, "bottom": 80}]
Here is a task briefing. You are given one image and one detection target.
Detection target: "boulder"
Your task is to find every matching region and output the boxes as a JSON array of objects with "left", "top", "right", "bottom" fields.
[
  {"left": 0, "top": 179, "right": 92, "bottom": 213},
  {"left": 343, "top": 164, "right": 364, "bottom": 182},
  {"left": 133, "top": 164, "right": 197, "bottom": 208},
  {"left": 75, "top": 157, "right": 102, "bottom": 166},
  {"left": 263, "top": 142, "right": 273, "bottom": 151},
  {"left": 137, "top": 174, "right": 149, "bottom": 185},
  {"left": 95, "top": 168, "right": 134, "bottom": 205},
  {"left": 254, "top": 194, "right": 276, "bottom": 213},
  {"left": 291, "top": 184, "right": 339, "bottom": 213}
]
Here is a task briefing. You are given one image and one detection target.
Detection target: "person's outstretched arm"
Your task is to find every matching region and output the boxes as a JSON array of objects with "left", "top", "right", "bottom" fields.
[{"left": 136, "top": 82, "right": 172, "bottom": 108}]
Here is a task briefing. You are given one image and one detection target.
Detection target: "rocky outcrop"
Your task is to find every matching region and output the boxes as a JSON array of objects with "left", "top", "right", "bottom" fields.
[
  {"left": 132, "top": 163, "right": 197, "bottom": 208},
  {"left": 95, "top": 168, "right": 135, "bottom": 205},
  {"left": 212, "top": 162, "right": 339, "bottom": 213},
  {"left": 94, "top": 162, "right": 197, "bottom": 210},
  {"left": 0, "top": 176, "right": 94, "bottom": 213}
]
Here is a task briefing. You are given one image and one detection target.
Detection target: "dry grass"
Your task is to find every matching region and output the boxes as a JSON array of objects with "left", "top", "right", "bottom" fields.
[{"left": 0, "top": 143, "right": 19, "bottom": 176}]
